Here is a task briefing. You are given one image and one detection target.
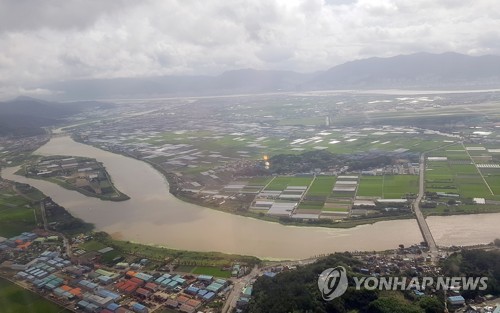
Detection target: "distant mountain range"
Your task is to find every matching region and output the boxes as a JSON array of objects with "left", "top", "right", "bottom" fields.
[
  {"left": 35, "top": 52, "right": 500, "bottom": 99},
  {"left": 306, "top": 52, "right": 500, "bottom": 90}
]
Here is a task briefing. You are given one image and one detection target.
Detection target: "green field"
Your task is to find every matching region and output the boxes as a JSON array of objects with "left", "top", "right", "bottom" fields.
[
  {"left": 247, "top": 177, "right": 273, "bottom": 186},
  {"left": 0, "top": 278, "right": 70, "bottom": 313},
  {"left": 0, "top": 192, "right": 36, "bottom": 237},
  {"left": 78, "top": 239, "right": 108, "bottom": 252},
  {"left": 357, "top": 176, "right": 384, "bottom": 197},
  {"left": 265, "top": 176, "right": 313, "bottom": 191},
  {"left": 306, "top": 176, "right": 336, "bottom": 197},
  {"left": 321, "top": 206, "right": 350, "bottom": 212},
  {"left": 357, "top": 175, "right": 418, "bottom": 199},
  {"left": 383, "top": 175, "right": 419, "bottom": 198},
  {"left": 425, "top": 148, "right": 498, "bottom": 199},
  {"left": 175, "top": 265, "right": 196, "bottom": 273},
  {"left": 423, "top": 204, "right": 500, "bottom": 216},
  {"left": 485, "top": 175, "right": 500, "bottom": 195},
  {"left": 192, "top": 266, "right": 231, "bottom": 278}
]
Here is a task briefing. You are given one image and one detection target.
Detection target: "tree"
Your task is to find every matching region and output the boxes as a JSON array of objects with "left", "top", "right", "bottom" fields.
[
  {"left": 418, "top": 296, "right": 445, "bottom": 313},
  {"left": 367, "top": 297, "right": 422, "bottom": 313}
]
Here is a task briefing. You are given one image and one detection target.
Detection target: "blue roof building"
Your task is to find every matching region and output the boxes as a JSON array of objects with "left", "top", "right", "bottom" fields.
[
  {"left": 96, "top": 289, "right": 121, "bottom": 301},
  {"left": 106, "top": 302, "right": 120, "bottom": 311},
  {"left": 132, "top": 302, "right": 149, "bottom": 313},
  {"left": 203, "top": 292, "right": 215, "bottom": 301},
  {"left": 448, "top": 295, "right": 465, "bottom": 306},
  {"left": 185, "top": 286, "right": 199, "bottom": 295}
]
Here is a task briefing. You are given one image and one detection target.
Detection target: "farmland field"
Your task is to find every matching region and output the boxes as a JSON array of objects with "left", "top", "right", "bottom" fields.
[
  {"left": 265, "top": 176, "right": 313, "bottom": 191},
  {"left": 425, "top": 146, "right": 500, "bottom": 199},
  {"left": 357, "top": 175, "right": 418, "bottom": 199},
  {"left": 484, "top": 175, "right": 500, "bottom": 195},
  {"left": 306, "top": 176, "right": 336, "bottom": 197},
  {"left": 383, "top": 175, "right": 419, "bottom": 199},
  {"left": 0, "top": 192, "right": 36, "bottom": 238},
  {"left": 0, "top": 278, "right": 69, "bottom": 313},
  {"left": 191, "top": 266, "right": 232, "bottom": 278},
  {"left": 357, "top": 176, "right": 384, "bottom": 197}
]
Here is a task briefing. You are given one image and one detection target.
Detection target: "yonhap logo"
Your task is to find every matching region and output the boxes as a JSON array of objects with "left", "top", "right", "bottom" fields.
[
  {"left": 317, "top": 265, "right": 488, "bottom": 302},
  {"left": 318, "top": 266, "right": 348, "bottom": 301}
]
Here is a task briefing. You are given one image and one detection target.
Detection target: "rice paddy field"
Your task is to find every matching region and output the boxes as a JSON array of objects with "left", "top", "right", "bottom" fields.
[
  {"left": 425, "top": 144, "right": 500, "bottom": 200},
  {"left": 356, "top": 175, "right": 418, "bottom": 199}
]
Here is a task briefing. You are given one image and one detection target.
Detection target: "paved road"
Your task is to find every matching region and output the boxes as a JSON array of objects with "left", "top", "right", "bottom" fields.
[
  {"left": 222, "top": 257, "right": 320, "bottom": 313},
  {"left": 222, "top": 265, "right": 260, "bottom": 313},
  {"left": 413, "top": 153, "right": 438, "bottom": 262}
]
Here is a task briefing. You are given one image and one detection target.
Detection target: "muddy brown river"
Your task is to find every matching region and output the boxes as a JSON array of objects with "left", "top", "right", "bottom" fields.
[{"left": 3, "top": 136, "right": 500, "bottom": 259}]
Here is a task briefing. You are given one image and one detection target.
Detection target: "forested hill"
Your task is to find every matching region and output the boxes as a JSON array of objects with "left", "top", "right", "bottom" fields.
[
  {"left": 246, "top": 253, "right": 443, "bottom": 313},
  {"left": 0, "top": 97, "right": 113, "bottom": 137}
]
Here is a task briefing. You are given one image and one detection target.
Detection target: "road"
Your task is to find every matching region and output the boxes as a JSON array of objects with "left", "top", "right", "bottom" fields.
[
  {"left": 222, "top": 257, "right": 320, "bottom": 313},
  {"left": 413, "top": 153, "right": 438, "bottom": 262},
  {"left": 222, "top": 265, "right": 260, "bottom": 313},
  {"left": 40, "top": 201, "right": 49, "bottom": 231}
]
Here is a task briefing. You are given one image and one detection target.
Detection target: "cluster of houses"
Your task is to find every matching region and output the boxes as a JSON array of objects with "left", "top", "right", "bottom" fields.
[{"left": 1, "top": 231, "right": 231, "bottom": 313}]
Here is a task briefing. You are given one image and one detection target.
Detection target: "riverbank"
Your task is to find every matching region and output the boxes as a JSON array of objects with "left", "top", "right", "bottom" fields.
[
  {"left": 6, "top": 134, "right": 499, "bottom": 259},
  {"left": 15, "top": 155, "right": 130, "bottom": 202},
  {"left": 71, "top": 135, "right": 500, "bottom": 230},
  {"left": 73, "top": 135, "right": 417, "bottom": 229},
  {"left": 0, "top": 176, "right": 263, "bottom": 266},
  {"left": 422, "top": 204, "right": 500, "bottom": 216}
]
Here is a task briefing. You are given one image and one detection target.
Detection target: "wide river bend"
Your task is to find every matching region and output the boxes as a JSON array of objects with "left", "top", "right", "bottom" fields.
[{"left": 3, "top": 136, "right": 500, "bottom": 259}]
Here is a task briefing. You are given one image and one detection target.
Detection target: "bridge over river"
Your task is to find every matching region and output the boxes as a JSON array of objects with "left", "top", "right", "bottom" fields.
[{"left": 413, "top": 153, "right": 438, "bottom": 262}]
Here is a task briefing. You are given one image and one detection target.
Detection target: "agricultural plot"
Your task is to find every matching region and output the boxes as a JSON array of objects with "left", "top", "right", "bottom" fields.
[
  {"left": 0, "top": 192, "right": 36, "bottom": 237},
  {"left": 484, "top": 175, "right": 500, "bottom": 195},
  {"left": 264, "top": 176, "right": 313, "bottom": 191},
  {"left": 357, "top": 175, "right": 417, "bottom": 199},
  {"left": 297, "top": 201, "right": 324, "bottom": 211},
  {"left": 247, "top": 177, "right": 273, "bottom": 185},
  {"left": 425, "top": 147, "right": 498, "bottom": 199},
  {"left": 305, "top": 176, "right": 336, "bottom": 197},
  {"left": 321, "top": 202, "right": 351, "bottom": 212},
  {"left": 0, "top": 278, "right": 69, "bottom": 313},
  {"left": 383, "top": 175, "right": 419, "bottom": 199},
  {"left": 357, "top": 176, "right": 384, "bottom": 197},
  {"left": 455, "top": 175, "right": 493, "bottom": 198},
  {"left": 191, "top": 266, "right": 231, "bottom": 278}
]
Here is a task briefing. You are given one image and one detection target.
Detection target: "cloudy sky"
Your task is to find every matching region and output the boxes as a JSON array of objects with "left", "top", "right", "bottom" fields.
[{"left": 1, "top": 0, "right": 499, "bottom": 96}]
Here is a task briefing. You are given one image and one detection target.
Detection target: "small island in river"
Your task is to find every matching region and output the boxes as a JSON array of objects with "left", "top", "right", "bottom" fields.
[{"left": 17, "top": 155, "right": 130, "bottom": 201}]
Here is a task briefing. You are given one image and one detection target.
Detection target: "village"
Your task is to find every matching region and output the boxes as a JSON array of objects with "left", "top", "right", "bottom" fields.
[
  {"left": 1, "top": 229, "right": 500, "bottom": 313},
  {"left": 0, "top": 229, "right": 258, "bottom": 313}
]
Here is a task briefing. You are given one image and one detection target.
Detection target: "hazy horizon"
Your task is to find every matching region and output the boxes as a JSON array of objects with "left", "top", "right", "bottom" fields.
[{"left": 2, "top": 0, "right": 500, "bottom": 99}]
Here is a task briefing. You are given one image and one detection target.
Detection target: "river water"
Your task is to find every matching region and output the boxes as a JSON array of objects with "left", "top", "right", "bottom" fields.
[{"left": 3, "top": 136, "right": 500, "bottom": 259}]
